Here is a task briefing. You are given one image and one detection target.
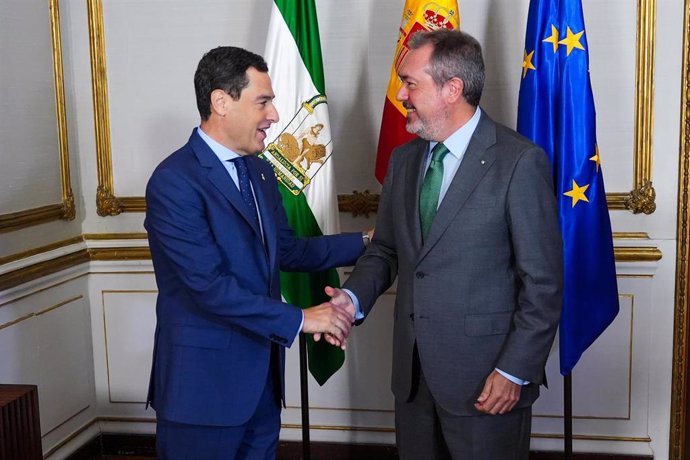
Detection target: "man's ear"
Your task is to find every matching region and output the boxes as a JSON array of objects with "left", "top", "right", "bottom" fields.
[
  {"left": 210, "top": 89, "right": 228, "bottom": 117},
  {"left": 445, "top": 77, "right": 464, "bottom": 103}
]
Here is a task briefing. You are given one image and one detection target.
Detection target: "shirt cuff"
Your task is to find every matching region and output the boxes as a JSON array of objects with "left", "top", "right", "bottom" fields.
[
  {"left": 294, "top": 310, "right": 305, "bottom": 344},
  {"left": 342, "top": 288, "right": 364, "bottom": 320},
  {"left": 496, "top": 368, "right": 530, "bottom": 385}
]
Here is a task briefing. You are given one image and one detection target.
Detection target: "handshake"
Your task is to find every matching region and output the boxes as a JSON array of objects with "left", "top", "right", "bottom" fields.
[{"left": 302, "top": 286, "right": 356, "bottom": 350}]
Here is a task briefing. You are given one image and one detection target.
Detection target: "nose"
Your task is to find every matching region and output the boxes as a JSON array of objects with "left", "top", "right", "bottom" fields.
[
  {"left": 268, "top": 103, "right": 279, "bottom": 124},
  {"left": 396, "top": 84, "right": 408, "bottom": 102}
]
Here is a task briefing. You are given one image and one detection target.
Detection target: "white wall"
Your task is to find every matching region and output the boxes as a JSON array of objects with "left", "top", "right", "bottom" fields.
[{"left": 0, "top": 0, "right": 685, "bottom": 458}]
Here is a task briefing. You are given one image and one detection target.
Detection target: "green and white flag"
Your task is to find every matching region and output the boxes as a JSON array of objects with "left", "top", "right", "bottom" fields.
[{"left": 262, "top": 0, "right": 343, "bottom": 385}]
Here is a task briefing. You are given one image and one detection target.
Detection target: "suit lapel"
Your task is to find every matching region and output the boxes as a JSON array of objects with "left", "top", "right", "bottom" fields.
[
  {"left": 190, "top": 131, "right": 263, "bottom": 237},
  {"left": 406, "top": 141, "right": 427, "bottom": 250},
  {"left": 418, "top": 113, "right": 497, "bottom": 262}
]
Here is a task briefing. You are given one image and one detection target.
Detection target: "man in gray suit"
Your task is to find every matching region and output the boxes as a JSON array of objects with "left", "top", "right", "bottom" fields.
[{"left": 326, "top": 30, "right": 563, "bottom": 459}]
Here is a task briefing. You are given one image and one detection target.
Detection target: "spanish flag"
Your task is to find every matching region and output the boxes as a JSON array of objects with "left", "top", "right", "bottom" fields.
[{"left": 374, "top": 1, "right": 460, "bottom": 183}]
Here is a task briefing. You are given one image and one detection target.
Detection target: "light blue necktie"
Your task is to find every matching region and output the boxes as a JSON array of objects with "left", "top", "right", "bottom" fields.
[{"left": 419, "top": 143, "right": 450, "bottom": 240}]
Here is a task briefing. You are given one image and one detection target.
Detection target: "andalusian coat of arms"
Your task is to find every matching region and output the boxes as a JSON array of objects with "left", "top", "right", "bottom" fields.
[{"left": 261, "top": 95, "right": 331, "bottom": 195}]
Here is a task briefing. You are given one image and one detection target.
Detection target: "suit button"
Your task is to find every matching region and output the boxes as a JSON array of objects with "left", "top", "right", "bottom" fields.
[{"left": 415, "top": 272, "right": 425, "bottom": 279}]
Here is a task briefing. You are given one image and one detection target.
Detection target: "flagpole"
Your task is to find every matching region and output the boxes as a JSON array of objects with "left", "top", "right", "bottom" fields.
[
  {"left": 298, "top": 334, "right": 311, "bottom": 460},
  {"left": 564, "top": 373, "right": 573, "bottom": 459}
]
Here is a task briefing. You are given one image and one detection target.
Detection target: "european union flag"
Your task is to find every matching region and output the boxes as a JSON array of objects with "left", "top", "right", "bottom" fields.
[{"left": 517, "top": 0, "right": 619, "bottom": 375}]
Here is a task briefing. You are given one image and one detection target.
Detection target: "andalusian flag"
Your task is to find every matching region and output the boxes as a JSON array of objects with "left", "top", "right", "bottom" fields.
[
  {"left": 374, "top": 0, "right": 460, "bottom": 183},
  {"left": 517, "top": 0, "right": 619, "bottom": 375},
  {"left": 262, "top": 0, "right": 343, "bottom": 385}
]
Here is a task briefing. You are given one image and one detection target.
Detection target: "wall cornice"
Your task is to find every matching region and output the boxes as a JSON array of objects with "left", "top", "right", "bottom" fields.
[{"left": 0, "top": 233, "right": 662, "bottom": 293}]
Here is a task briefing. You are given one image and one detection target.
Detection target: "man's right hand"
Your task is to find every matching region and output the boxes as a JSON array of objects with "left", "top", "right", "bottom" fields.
[
  {"left": 302, "top": 300, "right": 354, "bottom": 349},
  {"left": 310, "top": 286, "right": 357, "bottom": 348},
  {"left": 324, "top": 286, "right": 356, "bottom": 317}
]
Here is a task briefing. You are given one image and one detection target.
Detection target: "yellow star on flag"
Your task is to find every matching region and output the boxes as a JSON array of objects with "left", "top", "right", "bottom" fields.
[
  {"left": 522, "top": 50, "right": 536, "bottom": 78},
  {"left": 589, "top": 145, "right": 601, "bottom": 172},
  {"left": 543, "top": 25, "right": 560, "bottom": 52},
  {"left": 558, "top": 26, "right": 585, "bottom": 55},
  {"left": 564, "top": 180, "right": 590, "bottom": 207}
]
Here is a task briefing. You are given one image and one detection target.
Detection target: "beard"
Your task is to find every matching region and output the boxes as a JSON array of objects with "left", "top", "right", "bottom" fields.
[{"left": 404, "top": 105, "right": 448, "bottom": 141}]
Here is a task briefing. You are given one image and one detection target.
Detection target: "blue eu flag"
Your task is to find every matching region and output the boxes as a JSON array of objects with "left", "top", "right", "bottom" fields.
[{"left": 517, "top": 0, "right": 619, "bottom": 375}]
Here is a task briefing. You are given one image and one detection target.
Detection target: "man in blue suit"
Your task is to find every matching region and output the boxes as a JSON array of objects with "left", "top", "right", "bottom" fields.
[{"left": 145, "top": 46, "right": 365, "bottom": 459}]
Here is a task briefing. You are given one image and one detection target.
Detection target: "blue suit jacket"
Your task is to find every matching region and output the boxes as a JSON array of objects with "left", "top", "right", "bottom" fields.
[{"left": 145, "top": 129, "right": 363, "bottom": 426}]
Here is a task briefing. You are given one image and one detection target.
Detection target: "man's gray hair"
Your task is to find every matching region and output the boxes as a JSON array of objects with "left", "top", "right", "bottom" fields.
[{"left": 408, "top": 29, "right": 485, "bottom": 107}]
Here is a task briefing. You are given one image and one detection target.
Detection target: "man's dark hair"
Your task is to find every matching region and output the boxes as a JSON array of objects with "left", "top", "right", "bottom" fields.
[
  {"left": 194, "top": 46, "right": 269, "bottom": 120},
  {"left": 408, "top": 29, "right": 485, "bottom": 107}
]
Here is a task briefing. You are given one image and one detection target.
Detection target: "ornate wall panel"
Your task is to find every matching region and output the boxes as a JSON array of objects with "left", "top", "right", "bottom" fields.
[
  {"left": 0, "top": 0, "right": 74, "bottom": 232},
  {"left": 0, "top": 278, "right": 94, "bottom": 447},
  {"left": 85, "top": 1, "right": 658, "bottom": 217}
]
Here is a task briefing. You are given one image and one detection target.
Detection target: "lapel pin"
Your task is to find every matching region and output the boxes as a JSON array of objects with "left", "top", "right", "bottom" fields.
[
  {"left": 480, "top": 160, "right": 485, "bottom": 165},
  {"left": 261, "top": 173, "right": 266, "bottom": 181}
]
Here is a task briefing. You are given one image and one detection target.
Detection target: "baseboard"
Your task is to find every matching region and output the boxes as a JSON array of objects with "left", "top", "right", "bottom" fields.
[
  {"left": 530, "top": 454, "right": 651, "bottom": 460},
  {"left": 67, "top": 433, "right": 653, "bottom": 460}
]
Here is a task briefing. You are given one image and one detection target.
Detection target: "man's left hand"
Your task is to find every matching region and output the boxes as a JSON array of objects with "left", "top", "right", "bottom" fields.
[{"left": 474, "top": 370, "right": 522, "bottom": 415}]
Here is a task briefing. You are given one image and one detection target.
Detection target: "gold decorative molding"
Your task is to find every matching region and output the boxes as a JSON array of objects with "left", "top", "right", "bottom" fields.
[
  {"left": 88, "top": 247, "right": 151, "bottom": 261},
  {"left": 670, "top": 1, "right": 690, "bottom": 458},
  {"left": 85, "top": 0, "right": 157, "bottom": 216},
  {"left": 83, "top": 233, "right": 148, "bottom": 240},
  {"left": 614, "top": 246, "right": 662, "bottom": 262},
  {"left": 623, "top": 181, "right": 657, "bottom": 214},
  {"left": 0, "top": 235, "right": 83, "bottom": 266},
  {"left": 96, "top": 186, "right": 121, "bottom": 217},
  {"left": 97, "top": 416, "right": 157, "bottom": 423},
  {"left": 50, "top": 0, "right": 75, "bottom": 222},
  {"left": 0, "top": 296, "right": 83, "bottom": 331},
  {"left": 606, "top": 0, "right": 657, "bottom": 213},
  {"left": 281, "top": 422, "right": 394, "bottom": 433},
  {"left": 531, "top": 433, "right": 652, "bottom": 443},
  {"left": 0, "top": 251, "right": 90, "bottom": 292},
  {"left": 613, "top": 232, "right": 650, "bottom": 239},
  {"left": 0, "top": 0, "right": 75, "bottom": 232},
  {"left": 118, "top": 197, "right": 147, "bottom": 213},
  {"left": 0, "top": 248, "right": 151, "bottom": 292},
  {"left": 337, "top": 191, "right": 380, "bottom": 218},
  {"left": 87, "top": 0, "right": 121, "bottom": 217},
  {"left": 633, "top": 0, "right": 657, "bottom": 212},
  {"left": 0, "top": 233, "right": 148, "bottom": 291},
  {"left": 286, "top": 404, "right": 394, "bottom": 413},
  {"left": 0, "top": 204, "right": 67, "bottom": 234}
]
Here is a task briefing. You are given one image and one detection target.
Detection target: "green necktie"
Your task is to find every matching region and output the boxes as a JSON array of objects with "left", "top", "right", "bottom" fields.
[{"left": 419, "top": 142, "right": 450, "bottom": 240}]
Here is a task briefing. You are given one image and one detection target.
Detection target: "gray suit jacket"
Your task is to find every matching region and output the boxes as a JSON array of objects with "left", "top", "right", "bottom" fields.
[{"left": 344, "top": 111, "right": 563, "bottom": 416}]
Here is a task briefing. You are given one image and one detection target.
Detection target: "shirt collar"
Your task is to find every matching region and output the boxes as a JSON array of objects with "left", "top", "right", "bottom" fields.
[
  {"left": 429, "top": 106, "right": 482, "bottom": 159},
  {"left": 196, "top": 126, "right": 241, "bottom": 162}
]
